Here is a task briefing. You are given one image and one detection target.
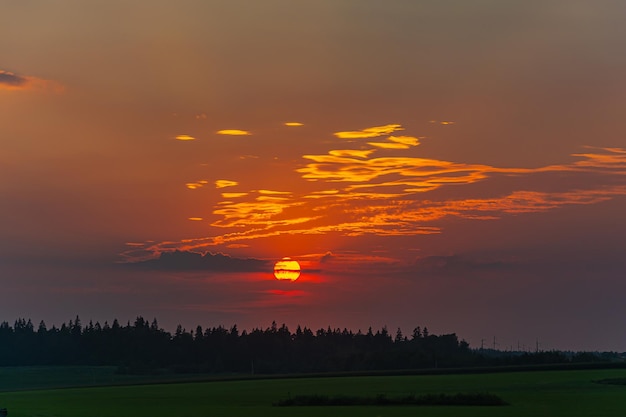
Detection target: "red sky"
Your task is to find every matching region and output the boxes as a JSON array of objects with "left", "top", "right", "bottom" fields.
[{"left": 2, "top": 1, "right": 626, "bottom": 352}]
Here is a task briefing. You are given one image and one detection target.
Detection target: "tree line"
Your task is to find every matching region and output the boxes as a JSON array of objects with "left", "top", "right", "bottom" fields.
[{"left": 0, "top": 317, "right": 614, "bottom": 374}]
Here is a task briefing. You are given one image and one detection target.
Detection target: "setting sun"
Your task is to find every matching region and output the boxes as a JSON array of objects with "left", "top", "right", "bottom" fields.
[{"left": 273, "top": 258, "right": 301, "bottom": 281}]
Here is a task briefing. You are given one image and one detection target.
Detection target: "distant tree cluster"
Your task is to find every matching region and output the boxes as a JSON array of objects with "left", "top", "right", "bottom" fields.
[{"left": 0, "top": 317, "right": 614, "bottom": 374}]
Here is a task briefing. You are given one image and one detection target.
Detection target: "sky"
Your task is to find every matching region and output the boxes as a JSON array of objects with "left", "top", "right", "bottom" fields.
[{"left": 1, "top": 1, "right": 626, "bottom": 352}]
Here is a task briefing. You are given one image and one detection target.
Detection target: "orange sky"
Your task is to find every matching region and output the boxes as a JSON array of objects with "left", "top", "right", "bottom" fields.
[{"left": 1, "top": 1, "right": 626, "bottom": 351}]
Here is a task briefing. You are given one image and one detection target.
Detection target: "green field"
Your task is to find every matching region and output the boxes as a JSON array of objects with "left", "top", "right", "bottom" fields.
[{"left": 1, "top": 367, "right": 625, "bottom": 417}]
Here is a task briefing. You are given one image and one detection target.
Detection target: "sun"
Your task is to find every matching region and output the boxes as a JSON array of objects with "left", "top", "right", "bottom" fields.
[{"left": 274, "top": 257, "right": 301, "bottom": 281}]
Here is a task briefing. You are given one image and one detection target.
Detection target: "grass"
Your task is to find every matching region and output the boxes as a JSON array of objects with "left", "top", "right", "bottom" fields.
[
  {"left": 0, "top": 366, "right": 232, "bottom": 392},
  {"left": 0, "top": 367, "right": 625, "bottom": 416},
  {"left": 274, "top": 392, "right": 508, "bottom": 406},
  {"left": 596, "top": 377, "right": 626, "bottom": 385}
]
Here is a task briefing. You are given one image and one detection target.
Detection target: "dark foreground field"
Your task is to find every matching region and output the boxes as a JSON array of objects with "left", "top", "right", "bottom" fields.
[{"left": 1, "top": 367, "right": 625, "bottom": 417}]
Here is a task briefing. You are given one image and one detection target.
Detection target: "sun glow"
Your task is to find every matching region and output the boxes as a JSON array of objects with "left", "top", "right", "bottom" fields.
[{"left": 273, "top": 257, "right": 301, "bottom": 281}]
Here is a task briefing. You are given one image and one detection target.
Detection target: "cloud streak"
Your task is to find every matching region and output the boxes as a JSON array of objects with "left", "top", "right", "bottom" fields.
[
  {"left": 217, "top": 129, "right": 251, "bottom": 136},
  {"left": 121, "top": 123, "right": 626, "bottom": 264},
  {"left": 215, "top": 180, "right": 239, "bottom": 188},
  {"left": 334, "top": 124, "right": 403, "bottom": 139},
  {"left": 128, "top": 250, "right": 270, "bottom": 272},
  {"left": 0, "top": 69, "right": 63, "bottom": 92}
]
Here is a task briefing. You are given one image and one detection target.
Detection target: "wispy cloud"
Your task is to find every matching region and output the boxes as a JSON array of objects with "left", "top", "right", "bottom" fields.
[
  {"left": 176, "top": 134, "right": 196, "bottom": 141},
  {"left": 129, "top": 250, "right": 270, "bottom": 272},
  {"left": 186, "top": 180, "right": 208, "bottom": 189},
  {"left": 217, "top": 129, "right": 251, "bottom": 136},
  {"left": 258, "top": 189, "right": 291, "bottom": 195},
  {"left": 367, "top": 141, "right": 411, "bottom": 150},
  {"left": 388, "top": 136, "right": 420, "bottom": 146},
  {"left": 221, "top": 192, "right": 248, "bottom": 199},
  {"left": 0, "top": 69, "right": 63, "bottom": 92},
  {"left": 334, "top": 124, "right": 403, "bottom": 139},
  {"left": 328, "top": 149, "right": 374, "bottom": 159},
  {"left": 121, "top": 121, "right": 626, "bottom": 264},
  {"left": 215, "top": 179, "right": 239, "bottom": 188},
  {"left": 429, "top": 120, "right": 456, "bottom": 125},
  {"left": 0, "top": 70, "right": 26, "bottom": 88}
]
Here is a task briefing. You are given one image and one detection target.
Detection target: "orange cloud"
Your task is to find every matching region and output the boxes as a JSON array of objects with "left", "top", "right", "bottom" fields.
[
  {"left": 367, "top": 135, "right": 420, "bottom": 150},
  {"left": 120, "top": 116, "right": 626, "bottom": 264},
  {"left": 328, "top": 149, "right": 374, "bottom": 158},
  {"left": 217, "top": 149, "right": 621, "bottom": 245},
  {"left": 388, "top": 136, "right": 420, "bottom": 146},
  {"left": 429, "top": 120, "right": 456, "bottom": 125},
  {"left": 258, "top": 189, "right": 291, "bottom": 195},
  {"left": 185, "top": 180, "right": 209, "bottom": 189},
  {"left": 176, "top": 135, "right": 196, "bottom": 141},
  {"left": 215, "top": 180, "right": 239, "bottom": 188},
  {"left": 367, "top": 142, "right": 411, "bottom": 149},
  {"left": 227, "top": 243, "right": 249, "bottom": 248},
  {"left": 256, "top": 196, "right": 291, "bottom": 202},
  {"left": 334, "top": 124, "right": 403, "bottom": 139},
  {"left": 284, "top": 122, "right": 304, "bottom": 127},
  {"left": 221, "top": 192, "right": 248, "bottom": 199},
  {"left": 0, "top": 69, "right": 64, "bottom": 92},
  {"left": 216, "top": 129, "right": 251, "bottom": 136}
]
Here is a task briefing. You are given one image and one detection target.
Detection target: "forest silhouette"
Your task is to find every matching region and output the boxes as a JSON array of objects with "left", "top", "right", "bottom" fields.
[{"left": 0, "top": 317, "right": 614, "bottom": 374}]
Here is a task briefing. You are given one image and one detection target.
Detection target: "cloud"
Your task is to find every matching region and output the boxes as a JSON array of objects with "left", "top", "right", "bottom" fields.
[
  {"left": 186, "top": 180, "right": 208, "bottom": 189},
  {"left": 215, "top": 179, "right": 239, "bottom": 188},
  {"left": 388, "top": 136, "right": 420, "bottom": 146},
  {"left": 320, "top": 251, "right": 334, "bottom": 263},
  {"left": 334, "top": 124, "right": 404, "bottom": 139},
  {"left": 328, "top": 149, "right": 375, "bottom": 159},
  {"left": 213, "top": 148, "right": 622, "bottom": 244},
  {"left": 129, "top": 250, "right": 270, "bottom": 272},
  {"left": 367, "top": 141, "right": 411, "bottom": 149},
  {"left": 211, "top": 196, "right": 312, "bottom": 228},
  {"left": 176, "top": 135, "right": 196, "bottom": 141},
  {"left": 227, "top": 243, "right": 249, "bottom": 249},
  {"left": 284, "top": 122, "right": 304, "bottom": 127},
  {"left": 217, "top": 129, "right": 251, "bottom": 136},
  {"left": 120, "top": 118, "right": 626, "bottom": 263},
  {"left": 429, "top": 120, "right": 456, "bottom": 125},
  {"left": 0, "top": 70, "right": 27, "bottom": 87},
  {"left": 0, "top": 69, "right": 64, "bottom": 92},
  {"left": 367, "top": 135, "right": 420, "bottom": 150},
  {"left": 258, "top": 189, "right": 291, "bottom": 195},
  {"left": 221, "top": 192, "right": 248, "bottom": 199}
]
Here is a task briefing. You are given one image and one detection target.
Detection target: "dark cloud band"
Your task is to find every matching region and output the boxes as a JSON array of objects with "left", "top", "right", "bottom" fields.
[
  {"left": 129, "top": 250, "right": 270, "bottom": 273},
  {"left": 0, "top": 70, "right": 27, "bottom": 87}
]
